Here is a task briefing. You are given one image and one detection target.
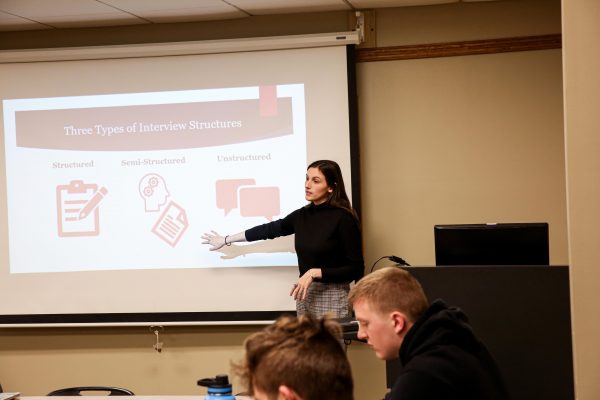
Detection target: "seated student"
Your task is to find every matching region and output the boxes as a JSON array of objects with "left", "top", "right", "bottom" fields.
[
  {"left": 234, "top": 314, "right": 353, "bottom": 400},
  {"left": 348, "top": 267, "right": 508, "bottom": 400}
]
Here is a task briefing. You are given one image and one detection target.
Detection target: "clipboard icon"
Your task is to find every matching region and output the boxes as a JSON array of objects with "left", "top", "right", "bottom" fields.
[{"left": 57, "top": 180, "right": 108, "bottom": 237}]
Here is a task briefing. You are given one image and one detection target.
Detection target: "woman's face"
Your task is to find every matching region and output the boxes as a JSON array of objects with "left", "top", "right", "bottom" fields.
[{"left": 305, "top": 167, "right": 333, "bottom": 205}]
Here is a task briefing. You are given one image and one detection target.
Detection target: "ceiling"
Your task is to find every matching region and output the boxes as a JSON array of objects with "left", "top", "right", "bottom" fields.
[{"left": 0, "top": 0, "right": 496, "bottom": 32}]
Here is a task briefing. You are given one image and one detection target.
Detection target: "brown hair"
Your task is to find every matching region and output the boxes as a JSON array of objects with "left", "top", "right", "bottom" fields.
[
  {"left": 234, "top": 314, "right": 354, "bottom": 400},
  {"left": 307, "top": 160, "right": 357, "bottom": 219},
  {"left": 349, "top": 267, "right": 429, "bottom": 323}
]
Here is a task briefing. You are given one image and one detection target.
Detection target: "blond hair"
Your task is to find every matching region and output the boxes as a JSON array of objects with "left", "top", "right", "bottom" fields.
[
  {"left": 234, "top": 314, "right": 353, "bottom": 400},
  {"left": 349, "top": 267, "right": 428, "bottom": 322}
]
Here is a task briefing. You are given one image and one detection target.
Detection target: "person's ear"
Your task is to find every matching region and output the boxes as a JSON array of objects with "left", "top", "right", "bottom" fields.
[
  {"left": 390, "top": 311, "right": 407, "bottom": 334},
  {"left": 278, "top": 385, "right": 301, "bottom": 400}
]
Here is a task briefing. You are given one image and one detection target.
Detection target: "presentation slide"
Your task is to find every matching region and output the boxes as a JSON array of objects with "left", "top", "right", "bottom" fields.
[
  {"left": 4, "top": 84, "right": 304, "bottom": 273},
  {"left": 0, "top": 42, "right": 356, "bottom": 324}
]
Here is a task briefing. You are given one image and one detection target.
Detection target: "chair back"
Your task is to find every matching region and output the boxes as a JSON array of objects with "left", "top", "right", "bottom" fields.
[{"left": 47, "top": 387, "right": 134, "bottom": 396}]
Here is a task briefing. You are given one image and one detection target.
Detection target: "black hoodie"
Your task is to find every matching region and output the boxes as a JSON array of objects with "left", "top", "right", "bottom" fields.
[{"left": 386, "top": 299, "right": 509, "bottom": 400}]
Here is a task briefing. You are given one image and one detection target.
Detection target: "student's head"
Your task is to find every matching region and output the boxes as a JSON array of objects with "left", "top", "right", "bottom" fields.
[
  {"left": 349, "top": 267, "right": 429, "bottom": 360},
  {"left": 306, "top": 160, "right": 353, "bottom": 213},
  {"left": 235, "top": 314, "right": 353, "bottom": 400}
]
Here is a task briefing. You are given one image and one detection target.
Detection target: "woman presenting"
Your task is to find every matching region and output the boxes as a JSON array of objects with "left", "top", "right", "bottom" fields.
[{"left": 202, "top": 160, "right": 364, "bottom": 318}]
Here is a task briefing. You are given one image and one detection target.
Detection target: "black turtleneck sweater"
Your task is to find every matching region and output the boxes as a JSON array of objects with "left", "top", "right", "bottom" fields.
[
  {"left": 245, "top": 203, "right": 364, "bottom": 283},
  {"left": 388, "top": 299, "right": 509, "bottom": 400}
]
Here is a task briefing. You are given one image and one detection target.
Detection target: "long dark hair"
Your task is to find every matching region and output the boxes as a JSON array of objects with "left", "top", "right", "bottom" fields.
[{"left": 307, "top": 160, "right": 357, "bottom": 219}]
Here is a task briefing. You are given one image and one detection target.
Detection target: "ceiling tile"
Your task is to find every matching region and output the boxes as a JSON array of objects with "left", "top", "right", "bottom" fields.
[
  {"left": 101, "top": 0, "right": 232, "bottom": 12},
  {"left": 348, "top": 0, "right": 457, "bottom": 8},
  {"left": 0, "top": 0, "right": 502, "bottom": 31},
  {"left": 101, "top": 0, "right": 246, "bottom": 23},
  {"left": 228, "top": 0, "right": 351, "bottom": 15},
  {"left": 0, "top": 0, "right": 144, "bottom": 28},
  {"left": 43, "top": 14, "right": 147, "bottom": 29},
  {"left": 139, "top": 11, "right": 247, "bottom": 23},
  {"left": 0, "top": 0, "right": 126, "bottom": 18},
  {"left": 0, "top": 10, "right": 48, "bottom": 31}
]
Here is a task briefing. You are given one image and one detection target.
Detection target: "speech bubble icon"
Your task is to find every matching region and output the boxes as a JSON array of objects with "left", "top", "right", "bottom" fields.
[
  {"left": 239, "top": 186, "right": 281, "bottom": 221},
  {"left": 216, "top": 179, "right": 256, "bottom": 215}
]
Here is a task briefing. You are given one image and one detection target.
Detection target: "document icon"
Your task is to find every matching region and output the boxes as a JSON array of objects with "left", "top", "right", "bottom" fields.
[
  {"left": 57, "top": 180, "right": 108, "bottom": 237},
  {"left": 151, "top": 201, "right": 188, "bottom": 247}
]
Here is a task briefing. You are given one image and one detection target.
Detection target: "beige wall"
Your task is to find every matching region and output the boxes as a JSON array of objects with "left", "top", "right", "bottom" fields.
[
  {"left": 562, "top": 0, "right": 600, "bottom": 399},
  {"left": 359, "top": 0, "right": 566, "bottom": 268},
  {"left": 0, "top": 1, "right": 575, "bottom": 399},
  {"left": 375, "top": 0, "right": 561, "bottom": 46},
  {"left": 358, "top": 48, "right": 566, "bottom": 268}
]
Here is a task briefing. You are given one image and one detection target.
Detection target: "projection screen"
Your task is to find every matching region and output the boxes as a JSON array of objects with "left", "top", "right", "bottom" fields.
[{"left": 0, "top": 33, "right": 360, "bottom": 326}]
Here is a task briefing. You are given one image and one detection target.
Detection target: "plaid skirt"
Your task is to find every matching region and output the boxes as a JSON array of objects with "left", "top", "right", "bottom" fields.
[{"left": 296, "top": 281, "right": 351, "bottom": 319}]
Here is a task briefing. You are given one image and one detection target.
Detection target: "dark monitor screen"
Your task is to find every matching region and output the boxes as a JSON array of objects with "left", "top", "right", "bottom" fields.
[{"left": 434, "top": 223, "right": 549, "bottom": 266}]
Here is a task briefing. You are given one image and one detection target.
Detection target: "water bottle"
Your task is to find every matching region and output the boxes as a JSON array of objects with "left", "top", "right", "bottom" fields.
[{"left": 197, "top": 374, "right": 236, "bottom": 400}]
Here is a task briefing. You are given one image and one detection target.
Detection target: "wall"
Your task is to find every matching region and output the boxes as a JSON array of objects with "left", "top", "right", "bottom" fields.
[
  {"left": 0, "top": 1, "right": 567, "bottom": 399},
  {"left": 358, "top": 48, "right": 565, "bottom": 268},
  {"left": 562, "top": 0, "right": 600, "bottom": 398},
  {"left": 358, "top": 0, "right": 565, "bottom": 269}
]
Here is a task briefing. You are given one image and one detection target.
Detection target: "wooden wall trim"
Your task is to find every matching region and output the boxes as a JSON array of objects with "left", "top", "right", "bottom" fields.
[{"left": 356, "top": 34, "right": 561, "bottom": 62}]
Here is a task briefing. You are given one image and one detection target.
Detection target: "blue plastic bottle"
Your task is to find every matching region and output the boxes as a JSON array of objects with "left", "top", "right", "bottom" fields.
[{"left": 198, "top": 374, "right": 236, "bottom": 400}]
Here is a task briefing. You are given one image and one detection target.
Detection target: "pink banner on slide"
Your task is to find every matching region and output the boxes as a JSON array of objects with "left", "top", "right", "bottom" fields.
[
  {"left": 259, "top": 86, "right": 278, "bottom": 117},
  {"left": 15, "top": 97, "right": 293, "bottom": 151}
]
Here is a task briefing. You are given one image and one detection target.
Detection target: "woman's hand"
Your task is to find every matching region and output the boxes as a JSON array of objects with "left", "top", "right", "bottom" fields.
[
  {"left": 201, "top": 230, "right": 226, "bottom": 251},
  {"left": 290, "top": 268, "right": 321, "bottom": 301}
]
